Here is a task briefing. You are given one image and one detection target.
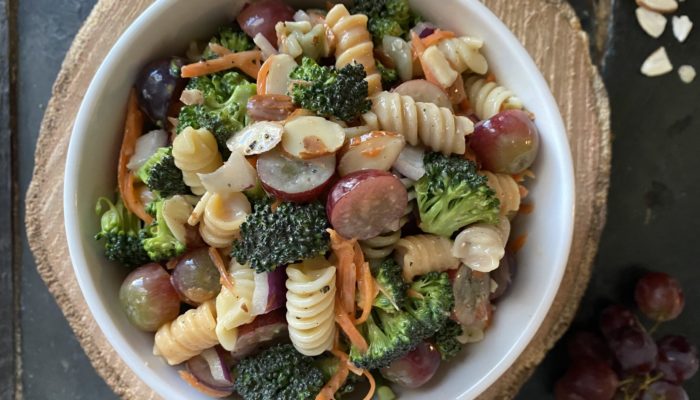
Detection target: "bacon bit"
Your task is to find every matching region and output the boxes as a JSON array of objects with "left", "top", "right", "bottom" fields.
[
  {"left": 519, "top": 203, "right": 535, "bottom": 215},
  {"left": 361, "top": 370, "right": 377, "bottom": 400},
  {"left": 485, "top": 72, "right": 497, "bottom": 83},
  {"left": 118, "top": 90, "right": 153, "bottom": 224},
  {"left": 335, "top": 300, "right": 368, "bottom": 353},
  {"left": 420, "top": 29, "right": 456, "bottom": 48},
  {"left": 506, "top": 234, "right": 528, "bottom": 254},
  {"left": 209, "top": 247, "right": 235, "bottom": 292},
  {"left": 208, "top": 43, "right": 232, "bottom": 57},
  {"left": 178, "top": 371, "right": 232, "bottom": 398},
  {"left": 181, "top": 50, "right": 262, "bottom": 79}
]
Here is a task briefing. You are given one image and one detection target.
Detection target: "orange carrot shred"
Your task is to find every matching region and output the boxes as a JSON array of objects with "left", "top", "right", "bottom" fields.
[
  {"left": 178, "top": 371, "right": 232, "bottom": 398},
  {"left": 335, "top": 300, "right": 368, "bottom": 353},
  {"left": 329, "top": 229, "right": 358, "bottom": 316},
  {"left": 361, "top": 370, "right": 376, "bottom": 400},
  {"left": 315, "top": 359, "right": 349, "bottom": 400},
  {"left": 118, "top": 90, "right": 152, "bottom": 224},
  {"left": 209, "top": 247, "right": 235, "bottom": 292},
  {"left": 506, "top": 234, "right": 528, "bottom": 254},
  {"left": 181, "top": 50, "right": 262, "bottom": 79},
  {"left": 208, "top": 43, "right": 231, "bottom": 57},
  {"left": 256, "top": 56, "right": 275, "bottom": 95},
  {"left": 421, "top": 29, "right": 456, "bottom": 48},
  {"left": 355, "top": 258, "right": 377, "bottom": 325},
  {"left": 411, "top": 31, "right": 442, "bottom": 88}
]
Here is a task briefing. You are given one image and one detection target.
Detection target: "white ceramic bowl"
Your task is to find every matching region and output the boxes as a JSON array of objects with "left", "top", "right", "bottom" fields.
[{"left": 64, "top": 0, "right": 575, "bottom": 398}]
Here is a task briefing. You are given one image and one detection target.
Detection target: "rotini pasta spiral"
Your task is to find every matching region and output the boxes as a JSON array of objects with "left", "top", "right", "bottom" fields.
[
  {"left": 326, "top": 4, "right": 382, "bottom": 95},
  {"left": 464, "top": 76, "right": 524, "bottom": 120},
  {"left": 276, "top": 20, "right": 332, "bottom": 60},
  {"left": 198, "top": 192, "right": 252, "bottom": 248},
  {"left": 371, "top": 91, "right": 473, "bottom": 155},
  {"left": 481, "top": 171, "right": 521, "bottom": 218},
  {"left": 172, "top": 127, "right": 223, "bottom": 195},
  {"left": 360, "top": 177, "right": 416, "bottom": 260},
  {"left": 215, "top": 260, "right": 256, "bottom": 351},
  {"left": 153, "top": 300, "right": 218, "bottom": 365},
  {"left": 285, "top": 258, "right": 337, "bottom": 356},
  {"left": 452, "top": 218, "right": 510, "bottom": 273},
  {"left": 394, "top": 234, "right": 460, "bottom": 281}
]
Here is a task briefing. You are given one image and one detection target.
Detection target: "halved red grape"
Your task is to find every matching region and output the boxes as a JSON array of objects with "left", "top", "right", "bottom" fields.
[
  {"left": 599, "top": 304, "right": 637, "bottom": 340},
  {"left": 257, "top": 148, "right": 335, "bottom": 203},
  {"left": 489, "top": 251, "right": 516, "bottom": 301},
  {"left": 469, "top": 109, "right": 540, "bottom": 174},
  {"left": 380, "top": 342, "right": 441, "bottom": 389},
  {"left": 656, "top": 335, "right": 699, "bottom": 383},
  {"left": 119, "top": 263, "right": 180, "bottom": 332},
  {"left": 566, "top": 331, "right": 613, "bottom": 365},
  {"left": 135, "top": 57, "right": 187, "bottom": 127},
  {"left": 635, "top": 272, "right": 685, "bottom": 322},
  {"left": 554, "top": 361, "right": 618, "bottom": 400},
  {"left": 641, "top": 381, "right": 689, "bottom": 400},
  {"left": 232, "top": 308, "right": 289, "bottom": 360},
  {"left": 171, "top": 248, "right": 221, "bottom": 305},
  {"left": 608, "top": 325, "right": 658, "bottom": 374},
  {"left": 236, "top": 0, "right": 295, "bottom": 44}
]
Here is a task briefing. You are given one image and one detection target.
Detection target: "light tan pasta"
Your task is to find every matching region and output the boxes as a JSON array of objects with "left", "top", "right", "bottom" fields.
[
  {"left": 276, "top": 21, "right": 333, "bottom": 60},
  {"left": 419, "top": 36, "right": 488, "bottom": 88},
  {"left": 172, "top": 127, "right": 223, "bottom": 195},
  {"left": 394, "top": 234, "right": 460, "bottom": 281},
  {"left": 198, "top": 192, "right": 251, "bottom": 248},
  {"left": 481, "top": 171, "right": 521, "bottom": 218},
  {"left": 371, "top": 91, "right": 473, "bottom": 155},
  {"left": 451, "top": 218, "right": 510, "bottom": 273},
  {"left": 361, "top": 177, "right": 416, "bottom": 259},
  {"left": 326, "top": 4, "right": 382, "bottom": 95},
  {"left": 464, "top": 75, "right": 524, "bottom": 120},
  {"left": 285, "top": 258, "right": 336, "bottom": 356},
  {"left": 215, "top": 260, "right": 256, "bottom": 351},
  {"left": 153, "top": 300, "right": 218, "bottom": 365}
]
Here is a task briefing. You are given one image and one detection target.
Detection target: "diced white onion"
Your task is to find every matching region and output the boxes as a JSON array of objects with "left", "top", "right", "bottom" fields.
[
  {"left": 253, "top": 33, "right": 278, "bottom": 60},
  {"left": 126, "top": 129, "right": 168, "bottom": 171},
  {"left": 198, "top": 151, "right": 257, "bottom": 194}
]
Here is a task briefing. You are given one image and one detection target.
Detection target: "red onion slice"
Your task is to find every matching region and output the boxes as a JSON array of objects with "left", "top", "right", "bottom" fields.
[
  {"left": 412, "top": 22, "right": 438, "bottom": 38},
  {"left": 185, "top": 347, "right": 234, "bottom": 392},
  {"left": 393, "top": 145, "right": 426, "bottom": 181},
  {"left": 251, "top": 268, "right": 286, "bottom": 316}
]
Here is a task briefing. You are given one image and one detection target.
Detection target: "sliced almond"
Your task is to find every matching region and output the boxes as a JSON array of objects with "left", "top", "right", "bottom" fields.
[
  {"left": 226, "top": 121, "right": 284, "bottom": 155},
  {"left": 678, "top": 65, "right": 696, "bottom": 83},
  {"left": 672, "top": 15, "right": 693, "bottom": 43},
  {"left": 641, "top": 47, "right": 673, "bottom": 77},
  {"left": 636, "top": 0, "right": 678, "bottom": 14},
  {"left": 338, "top": 131, "right": 406, "bottom": 176},
  {"left": 162, "top": 196, "right": 194, "bottom": 245},
  {"left": 198, "top": 151, "right": 258, "bottom": 194},
  {"left": 179, "top": 89, "right": 204, "bottom": 106},
  {"left": 282, "top": 116, "right": 346, "bottom": 159},
  {"left": 636, "top": 7, "right": 667, "bottom": 38}
]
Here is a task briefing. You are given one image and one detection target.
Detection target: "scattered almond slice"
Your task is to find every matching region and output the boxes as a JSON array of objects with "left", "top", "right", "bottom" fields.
[
  {"left": 641, "top": 47, "right": 673, "bottom": 77},
  {"left": 282, "top": 116, "right": 346, "bottom": 159},
  {"left": 636, "top": 7, "right": 667, "bottom": 38},
  {"left": 636, "top": 0, "right": 678, "bottom": 14},
  {"left": 672, "top": 15, "right": 693, "bottom": 43},
  {"left": 678, "top": 65, "right": 696, "bottom": 83}
]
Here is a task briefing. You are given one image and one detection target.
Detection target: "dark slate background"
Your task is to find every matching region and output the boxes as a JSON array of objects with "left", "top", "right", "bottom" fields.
[{"left": 2, "top": 0, "right": 698, "bottom": 398}]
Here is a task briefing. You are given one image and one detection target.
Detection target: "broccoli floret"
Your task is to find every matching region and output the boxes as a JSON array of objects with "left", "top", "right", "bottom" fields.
[
  {"left": 376, "top": 60, "right": 398, "bottom": 88},
  {"left": 231, "top": 199, "right": 330, "bottom": 273},
  {"left": 415, "top": 152, "right": 500, "bottom": 237},
  {"left": 350, "top": 0, "right": 416, "bottom": 42},
  {"left": 140, "top": 199, "right": 186, "bottom": 261},
  {"left": 95, "top": 197, "right": 150, "bottom": 268},
  {"left": 289, "top": 57, "right": 371, "bottom": 122},
  {"left": 433, "top": 319, "right": 464, "bottom": 360},
  {"left": 202, "top": 25, "right": 254, "bottom": 59},
  {"left": 234, "top": 344, "right": 325, "bottom": 400},
  {"left": 373, "top": 259, "right": 408, "bottom": 313},
  {"left": 315, "top": 357, "right": 364, "bottom": 398},
  {"left": 177, "top": 71, "right": 256, "bottom": 158},
  {"left": 136, "top": 147, "right": 189, "bottom": 198},
  {"left": 405, "top": 271, "right": 455, "bottom": 331}
]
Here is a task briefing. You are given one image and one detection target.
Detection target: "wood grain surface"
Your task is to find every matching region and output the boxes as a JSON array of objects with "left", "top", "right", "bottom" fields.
[{"left": 25, "top": 0, "right": 611, "bottom": 398}]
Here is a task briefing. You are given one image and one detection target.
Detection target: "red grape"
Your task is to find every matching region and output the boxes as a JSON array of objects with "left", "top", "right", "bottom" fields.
[
  {"left": 608, "top": 325, "right": 658, "bottom": 374},
  {"left": 599, "top": 304, "right": 637, "bottom": 340},
  {"left": 469, "top": 109, "right": 540, "bottom": 174},
  {"left": 656, "top": 335, "right": 699, "bottom": 383},
  {"left": 380, "top": 342, "right": 441, "bottom": 389},
  {"left": 489, "top": 251, "right": 516, "bottom": 301},
  {"left": 171, "top": 248, "right": 222, "bottom": 305},
  {"left": 566, "top": 331, "right": 613, "bottom": 365},
  {"left": 641, "top": 381, "right": 689, "bottom": 400},
  {"left": 554, "top": 361, "right": 618, "bottom": 400},
  {"left": 119, "top": 263, "right": 181, "bottom": 332},
  {"left": 236, "top": 0, "right": 295, "bottom": 44},
  {"left": 635, "top": 272, "right": 685, "bottom": 322}
]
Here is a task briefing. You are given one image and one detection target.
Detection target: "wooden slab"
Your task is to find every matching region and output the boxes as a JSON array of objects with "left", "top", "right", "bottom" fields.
[{"left": 25, "top": 0, "right": 611, "bottom": 398}]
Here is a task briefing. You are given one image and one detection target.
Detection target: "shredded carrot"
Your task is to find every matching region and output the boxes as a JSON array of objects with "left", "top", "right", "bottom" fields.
[
  {"left": 118, "top": 90, "right": 152, "bottom": 224},
  {"left": 485, "top": 72, "right": 497, "bottom": 83},
  {"left": 256, "top": 55, "right": 275, "bottom": 95},
  {"left": 518, "top": 184, "right": 529, "bottom": 199},
  {"left": 335, "top": 300, "right": 368, "bottom": 353},
  {"left": 421, "top": 29, "right": 456, "bottom": 48},
  {"left": 411, "top": 31, "right": 442, "bottom": 88},
  {"left": 361, "top": 370, "right": 376, "bottom": 400},
  {"left": 209, "top": 247, "right": 235, "bottom": 292},
  {"left": 519, "top": 203, "right": 535, "bottom": 215},
  {"left": 181, "top": 50, "right": 262, "bottom": 79},
  {"left": 315, "top": 359, "right": 349, "bottom": 400},
  {"left": 328, "top": 229, "right": 358, "bottom": 316},
  {"left": 459, "top": 99, "right": 471, "bottom": 113},
  {"left": 178, "top": 371, "right": 231, "bottom": 398},
  {"left": 506, "top": 234, "right": 528, "bottom": 254},
  {"left": 208, "top": 42, "right": 231, "bottom": 57},
  {"left": 354, "top": 241, "right": 377, "bottom": 325}
]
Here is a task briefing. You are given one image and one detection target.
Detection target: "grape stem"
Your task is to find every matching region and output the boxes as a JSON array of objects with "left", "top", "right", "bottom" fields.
[{"left": 618, "top": 373, "right": 665, "bottom": 400}]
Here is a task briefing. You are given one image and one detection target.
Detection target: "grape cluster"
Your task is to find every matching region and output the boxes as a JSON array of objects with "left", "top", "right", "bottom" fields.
[{"left": 555, "top": 271, "right": 697, "bottom": 400}]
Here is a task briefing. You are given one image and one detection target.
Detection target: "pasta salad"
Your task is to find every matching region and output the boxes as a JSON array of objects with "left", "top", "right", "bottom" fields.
[{"left": 95, "top": 0, "right": 540, "bottom": 398}]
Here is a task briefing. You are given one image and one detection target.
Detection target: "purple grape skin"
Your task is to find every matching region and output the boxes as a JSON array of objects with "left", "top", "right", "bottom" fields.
[
  {"left": 608, "top": 325, "right": 658, "bottom": 374},
  {"left": 635, "top": 272, "right": 685, "bottom": 322},
  {"left": 641, "top": 381, "right": 689, "bottom": 400},
  {"left": 599, "top": 304, "right": 637, "bottom": 340},
  {"left": 554, "top": 361, "right": 618, "bottom": 400},
  {"left": 656, "top": 335, "right": 699, "bottom": 384},
  {"left": 567, "top": 331, "right": 613, "bottom": 365}
]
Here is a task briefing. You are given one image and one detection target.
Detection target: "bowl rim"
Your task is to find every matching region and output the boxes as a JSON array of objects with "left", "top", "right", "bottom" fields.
[{"left": 63, "top": 0, "right": 575, "bottom": 398}]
